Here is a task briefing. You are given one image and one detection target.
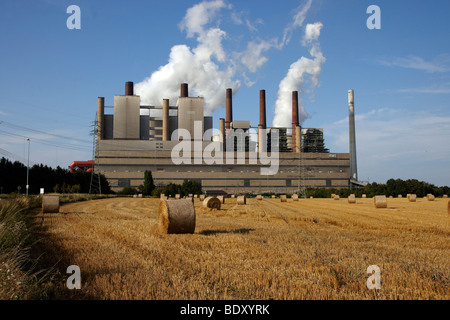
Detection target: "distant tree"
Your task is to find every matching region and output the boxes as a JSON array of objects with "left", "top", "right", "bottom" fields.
[
  {"left": 163, "top": 183, "right": 181, "bottom": 197},
  {"left": 117, "top": 187, "right": 136, "bottom": 195},
  {"left": 181, "top": 179, "right": 202, "bottom": 196},
  {"left": 151, "top": 188, "right": 163, "bottom": 197},
  {"left": 142, "top": 170, "right": 155, "bottom": 196}
]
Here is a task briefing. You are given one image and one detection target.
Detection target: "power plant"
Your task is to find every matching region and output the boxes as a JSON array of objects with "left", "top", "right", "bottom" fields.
[{"left": 94, "top": 82, "right": 357, "bottom": 193}]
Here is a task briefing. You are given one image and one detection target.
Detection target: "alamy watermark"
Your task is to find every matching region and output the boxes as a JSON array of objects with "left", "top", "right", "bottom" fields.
[
  {"left": 366, "top": 265, "right": 381, "bottom": 290},
  {"left": 367, "top": 5, "right": 381, "bottom": 30},
  {"left": 66, "top": 265, "right": 81, "bottom": 289},
  {"left": 170, "top": 121, "right": 280, "bottom": 175},
  {"left": 66, "top": 5, "right": 81, "bottom": 30}
]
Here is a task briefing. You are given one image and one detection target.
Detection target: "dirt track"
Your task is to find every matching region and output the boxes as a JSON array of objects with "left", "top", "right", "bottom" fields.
[{"left": 36, "top": 196, "right": 449, "bottom": 300}]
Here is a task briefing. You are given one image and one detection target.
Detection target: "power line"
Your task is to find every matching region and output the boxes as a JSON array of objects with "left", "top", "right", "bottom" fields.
[
  {"left": 0, "top": 95, "right": 92, "bottom": 122},
  {"left": 0, "top": 130, "right": 91, "bottom": 152},
  {"left": 0, "top": 120, "right": 92, "bottom": 144},
  {"left": 0, "top": 147, "right": 38, "bottom": 166}
]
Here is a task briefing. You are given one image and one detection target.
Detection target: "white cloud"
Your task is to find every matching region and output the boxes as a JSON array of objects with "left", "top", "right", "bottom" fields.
[
  {"left": 239, "top": 38, "right": 278, "bottom": 73},
  {"left": 230, "top": 11, "right": 243, "bottom": 25},
  {"left": 397, "top": 82, "right": 450, "bottom": 94},
  {"left": 179, "top": 0, "right": 228, "bottom": 38},
  {"left": 302, "top": 22, "right": 323, "bottom": 45},
  {"left": 245, "top": 18, "right": 263, "bottom": 33},
  {"left": 282, "top": 0, "right": 313, "bottom": 46},
  {"left": 324, "top": 108, "right": 450, "bottom": 185},
  {"left": 378, "top": 54, "right": 450, "bottom": 73}
]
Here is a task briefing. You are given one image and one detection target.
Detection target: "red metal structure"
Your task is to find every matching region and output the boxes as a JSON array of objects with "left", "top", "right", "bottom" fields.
[{"left": 69, "top": 160, "right": 94, "bottom": 173}]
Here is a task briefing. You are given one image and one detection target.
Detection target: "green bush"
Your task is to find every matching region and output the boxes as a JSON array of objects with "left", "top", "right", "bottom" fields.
[{"left": 116, "top": 187, "right": 136, "bottom": 195}]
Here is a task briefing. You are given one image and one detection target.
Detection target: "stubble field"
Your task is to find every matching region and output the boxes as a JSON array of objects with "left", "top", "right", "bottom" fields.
[{"left": 34, "top": 196, "right": 449, "bottom": 300}]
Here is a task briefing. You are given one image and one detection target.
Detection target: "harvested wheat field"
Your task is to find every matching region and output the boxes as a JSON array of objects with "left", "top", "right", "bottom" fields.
[{"left": 35, "top": 196, "right": 449, "bottom": 300}]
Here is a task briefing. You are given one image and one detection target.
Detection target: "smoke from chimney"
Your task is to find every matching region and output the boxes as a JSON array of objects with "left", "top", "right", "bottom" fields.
[
  {"left": 273, "top": 22, "right": 325, "bottom": 128},
  {"left": 134, "top": 0, "right": 240, "bottom": 116}
]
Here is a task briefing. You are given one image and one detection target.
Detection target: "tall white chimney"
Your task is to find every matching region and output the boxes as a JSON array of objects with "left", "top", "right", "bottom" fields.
[{"left": 348, "top": 89, "right": 357, "bottom": 181}]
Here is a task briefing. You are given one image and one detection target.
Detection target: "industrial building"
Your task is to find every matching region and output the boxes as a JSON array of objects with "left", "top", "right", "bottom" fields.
[{"left": 94, "top": 82, "right": 357, "bottom": 194}]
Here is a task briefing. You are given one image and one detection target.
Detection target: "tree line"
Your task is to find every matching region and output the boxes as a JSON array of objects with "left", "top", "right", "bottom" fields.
[
  {"left": 117, "top": 170, "right": 203, "bottom": 198},
  {"left": 305, "top": 178, "right": 449, "bottom": 198},
  {"left": 0, "top": 157, "right": 111, "bottom": 194}
]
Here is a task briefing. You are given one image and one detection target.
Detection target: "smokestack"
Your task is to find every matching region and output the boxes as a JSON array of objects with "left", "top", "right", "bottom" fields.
[
  {"left": 180, "top": 83, "right": 188, "bottom": 98},
  {"left": 97, "top": 97, "right": 104, "bottom": 140},
  {"left": 258, "top": 124, "right": 267, "bottom": 153},
  {"left": 162, "top": 99, "right": 169, "bottom": 141},
  {"left": 348, "top": 89, "right": 358, "bottom": 181},
  {"left": 292, "top": 91, "right": 299, "bottom": 152},
  {"left": 259, "top": 90, "right": 266, "bottom": 129},
  {"left": 125, "top": 81, "right": 134, "bottom": 96},
  {"left": 219, "top": 118, "right": 225, "bottom": 145},
  {"left": 225, "top": 88, "right": 233, "bottom": 130},
  {"left": 295, "top": 125, "right": 301, "bottom": 153}
]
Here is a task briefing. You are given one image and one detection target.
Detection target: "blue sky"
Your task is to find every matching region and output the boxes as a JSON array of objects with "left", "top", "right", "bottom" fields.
[{"left": 0, "top": 0, "right": 449, "bottom": 186}]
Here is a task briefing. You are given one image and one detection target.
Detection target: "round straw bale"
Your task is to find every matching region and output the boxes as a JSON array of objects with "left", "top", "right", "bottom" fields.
[
  {"left": 407, "top": 194, "right": 411, "bottom": 199},
  {"left": 203, "top": 196, "right": 221, "bottom": 209},
  {"left": 237, "top": 195, "right": 246, "bottom": 205},
  {"left": 133, "top": 194, "right": 137, "bottom": 198},
  {"left": 158, "top": 199, "right": 196, "bottom": 234},
  {"left": 362, "top": 194, "right": 367, "bottom": 198},
  {"left": 310, "top": 196, "right": 313, "bottom": 199},
  {"left": 280, "top": 195, "right": 287, "bottom": 202},
  {"left": 175, "top": 194, "right": 181, "bottom": 199},
  {"left": 292, "top": 194, "right": 299, "bottom": 201},
  {"left": 443, "top": 194, "right": 448, "bottom": 198},
  {"left": 217, "top": 195, "right": 225, "bottom": 204},
  {"left": 398, "top": 194, "right": 402, "bottom": 198},
  {"left": 231, "top": 195, "right": 235, "bottom": 198},
  {"left": 374, "top": 195, "right": 387, "bottom": 208},
  {"left": 408, "top": 194, "right": 417, "bottom": 202},
  {"left": 271, "top": 195, "right": 276, "bottom": 199},
  {"left": 334, "top": 195, "right": 340, "bottom": 200},
  {"left": 199, "top": 194, "right": 205, "bottom": 201},
  {"left": 348, "top": 195, "right": 356, "bottom": 204},
  {"left": 427, "top": 194, "right": 435, "bottom": 201},
  {"left": 160, "top": 194, "right": 167, "bottom": 200},
  {"left": 256, "top": 195, "right": 263, "bottom": 200},
  {"left": 194, "top": 194, "right": 198, "bottom": 198},
  {"left": 42, "top": 195, "right": 60, "bottom": 213},
  {"left": 331, "top": 194, "right": 335, "bottom": 199}
]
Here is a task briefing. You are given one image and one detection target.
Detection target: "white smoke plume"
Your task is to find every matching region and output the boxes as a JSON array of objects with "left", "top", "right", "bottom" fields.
[
  {"left": 134, "top": 0, "right": 240, "bottom": 115},
  {"left": 238, "top": 0, "right": 314, "bottom": 84},
  {"left": 135, "top": 0, "right": 324, "bottom": 124},
  {"left": 282, "top": 0, "right": 313, "bottom": 47},
  {"left": 273, "top": 21, "right": 325, "bottom": 128}
]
